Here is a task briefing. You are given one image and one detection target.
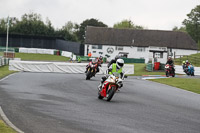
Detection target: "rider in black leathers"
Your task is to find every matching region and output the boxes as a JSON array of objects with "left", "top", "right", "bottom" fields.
[{"left": 166, "top": 57, "right": 175, "bottom": 72}]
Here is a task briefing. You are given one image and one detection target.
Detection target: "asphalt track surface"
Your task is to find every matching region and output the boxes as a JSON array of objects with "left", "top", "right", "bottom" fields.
[{"left": 0, "top": 72, "right": 200, "bottom": 133}]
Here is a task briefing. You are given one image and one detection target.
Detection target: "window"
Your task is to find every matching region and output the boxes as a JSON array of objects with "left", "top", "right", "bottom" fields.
[
  {"left": 115, "top": 46, "right": 123, "bottom": 51},
  {"left": 92, "top": 45, "right": 102, "bottom": 49},
  {"left": 92, "top": 51, "right": 96, "bottom": 53},
  {"left": 155, "top": 52, "right": 163, "bottom": 58},
  {"left": 137, "top": 47, "right": 145, "bottom": 52}
]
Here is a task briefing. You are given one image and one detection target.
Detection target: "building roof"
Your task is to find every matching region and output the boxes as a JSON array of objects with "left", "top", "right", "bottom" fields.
[{"left": 85, "top": 26, "right": 198, "bottom": 50}]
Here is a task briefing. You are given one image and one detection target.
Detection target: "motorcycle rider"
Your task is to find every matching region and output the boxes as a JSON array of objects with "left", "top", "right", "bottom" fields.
[
  {"left": 107, "top": 55, "right": 120, "bottom": 68},
  {"left": 185, "top": 60, "right": 190, "bottom": 67},
  {"left": 85, "top": 58, "right": 97, "bottom": 73},
  {"left": 96, "top": 56, "right": 103, "bottom": 73},
  {"left": 98, "top": 58, "right": 125, "bottom": 90},
  {"left": 166, "top": 57, "right": 175, "bottom": 73},
  {"left": 182, "top": 61, "right": 187, "bottom": 72}
]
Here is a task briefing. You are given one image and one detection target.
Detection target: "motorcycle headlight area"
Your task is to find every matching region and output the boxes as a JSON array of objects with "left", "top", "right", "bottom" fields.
[{"left": 110, "top": 77, "right": 116, "bottom": 82}]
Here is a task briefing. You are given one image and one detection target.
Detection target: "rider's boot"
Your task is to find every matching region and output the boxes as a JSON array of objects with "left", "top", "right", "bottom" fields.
[{"left": 98, "top": 78, "right": 104, "bottom": 91}]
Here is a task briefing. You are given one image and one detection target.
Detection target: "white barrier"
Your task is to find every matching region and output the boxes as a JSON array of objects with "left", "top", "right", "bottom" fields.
[
  {"left": 61, "top": 51, "right": 73, "bottom": 57},
  {"left": 175, "top": 65, "right": 200, "bottom": 75},
  {"left": 19, "top": 48, "right": 54, "bottom": 55},
  {"left": 9, "top": 60, "right": 134, "bottom": 74}
]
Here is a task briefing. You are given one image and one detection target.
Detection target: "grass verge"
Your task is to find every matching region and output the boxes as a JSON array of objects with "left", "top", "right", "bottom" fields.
[
  {"left": 0, "top": 120, "right": 17, "bottom": 133},
  {"left": 149, "top": 78, "right": 200, "bottom": 94},
  {"left": 0, "top": 66, "right": 16, "bottom": 79},
  {"left": 127, "top": 63, "right": 165, "bottom": 76},
  {"left": 175, "top": 53, "right": 200, "bottom": 67},
  {"left": 15, "top": 53, "right": 70, "bottom": 61},
  {"left": 0, "top": 66, "right": 17, "bottom": 133}
]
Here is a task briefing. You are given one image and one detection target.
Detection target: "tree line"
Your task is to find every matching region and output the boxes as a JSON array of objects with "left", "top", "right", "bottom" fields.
[{"left": 0, "top": 5, "right": 199, "bottom": 46}]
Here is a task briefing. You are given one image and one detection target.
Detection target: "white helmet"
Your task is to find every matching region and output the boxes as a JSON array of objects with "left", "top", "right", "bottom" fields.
[{"left": 116, "top": 59, "right": 124, "bottom": 68}]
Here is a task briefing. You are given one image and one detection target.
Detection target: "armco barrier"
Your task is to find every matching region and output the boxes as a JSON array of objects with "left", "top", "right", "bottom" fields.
[{"left": 9, "top": 60, "right": 134, "bottom": 74}]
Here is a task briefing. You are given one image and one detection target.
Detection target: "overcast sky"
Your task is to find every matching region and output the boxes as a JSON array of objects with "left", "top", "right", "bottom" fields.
[{"left": 0, "top": 0, "right": 199, "bottom": 30}]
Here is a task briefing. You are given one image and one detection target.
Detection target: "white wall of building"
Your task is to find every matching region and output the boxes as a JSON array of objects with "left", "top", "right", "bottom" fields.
[
  {"left": 85, "top": 44, "right": 198, "bottom": 63},
  {"left": 85, "top": 44, "right": 150, "bottom": 62}
]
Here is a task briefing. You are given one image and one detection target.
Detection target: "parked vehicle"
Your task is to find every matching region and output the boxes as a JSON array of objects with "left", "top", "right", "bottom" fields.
[
  {"left": 98, "top": 72, "right": 125, "bottom": 101},
  {"left": 165, "top": 64, "right": 175, "bottom": 77},
  {"left": 85, "top": 61, "right": 98, "bottom": 80}
]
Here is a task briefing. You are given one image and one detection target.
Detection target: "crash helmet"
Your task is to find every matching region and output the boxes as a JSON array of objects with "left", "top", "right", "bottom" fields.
[
  {"left": 186, "top": 60, "right": 188, "bottom": 63},
  {"left": 116, "top": 59, "right": 124, "bottom": 69},
  {"left": 168, "top": 57, "right": 172, "bottom": 61},
  {"left": 115, "top": 55, "right": 120, "bottom": 60},
  {"left": 99, "top": 55, "right": 103, "bottom": 60},
  {"left": 182, "top": 61, "right": 185, "bottom": 64}
]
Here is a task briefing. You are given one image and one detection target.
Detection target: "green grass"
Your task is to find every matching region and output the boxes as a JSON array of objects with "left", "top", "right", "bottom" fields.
[
  {"left": 0, "top": 66, "right": 16, "bottom": 79},
  {"left": 0, "top": 120, "right": 17, "bottom": 133},
  {"left": 175, "top": 53, "right": 200, "bottom": 67},
  {"left": 149, "top": 78, "right": 200, "bottom": 94},
  {"left": 127, "top": 63, "right": 165, "bottom": 76},
  {"left": 15, "top": 53, "right": 70, "bottom": 61}
]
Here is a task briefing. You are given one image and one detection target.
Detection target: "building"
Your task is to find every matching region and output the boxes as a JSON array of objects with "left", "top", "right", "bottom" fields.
[{"left": 84, "top": 26, "right": 198, "bottom": 63}]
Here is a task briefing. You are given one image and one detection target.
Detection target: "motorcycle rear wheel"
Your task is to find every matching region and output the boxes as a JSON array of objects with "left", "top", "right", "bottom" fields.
[{"left": 191, "top": 72, "right": 194, "bottom": 76}]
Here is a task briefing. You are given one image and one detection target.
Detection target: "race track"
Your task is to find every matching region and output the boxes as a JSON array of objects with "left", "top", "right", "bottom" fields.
[{"left": 0, "top": 72, "right": 200, "bottom": 133}]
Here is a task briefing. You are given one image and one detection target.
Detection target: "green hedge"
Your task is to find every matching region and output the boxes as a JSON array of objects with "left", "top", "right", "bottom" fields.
[{"left": 121, "top": 58, "right": 145, "bottom": 63}]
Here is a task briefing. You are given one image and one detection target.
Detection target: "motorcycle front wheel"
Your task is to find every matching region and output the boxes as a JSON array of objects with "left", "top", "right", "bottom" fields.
[
  {"left": 86, "top": 71, "right": 91, "bottom": 80},
  {"left": 106, "top": 86, "right": 116, "bottom": 101},
  {"left": 98, "top": 91, "right": 103, "bottom": 99},
  {"left": 166, "top": 71, "right": 169, "bottom": 77}
]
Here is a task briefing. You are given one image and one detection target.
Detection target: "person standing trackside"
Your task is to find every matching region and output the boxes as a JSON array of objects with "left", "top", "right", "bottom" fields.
[{"left": 88, "top": 52, "right": 92, "bottom": 57}]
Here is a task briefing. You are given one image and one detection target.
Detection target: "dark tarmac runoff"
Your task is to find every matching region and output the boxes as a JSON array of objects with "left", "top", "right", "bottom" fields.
[{"left": 0, "top": 72, "right": 200, "bottom": 133}]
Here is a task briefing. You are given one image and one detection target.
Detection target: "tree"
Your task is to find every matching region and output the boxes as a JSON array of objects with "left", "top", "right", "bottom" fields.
[
  {"left": 76, "top": 18, "right": 108, "bottom": 43},
  {"left": 0, "top": 17, "right": 18, "bottom": 34},
  {"left": 182, "top": 5, "right": 200, "bottom": 43},
  {"left": 172, "top": 26, "right": 186, "bottom": 32},
  {"left": 55, "top": 21, "right": 78, "bottom": 41},
  {"left": 113, "top": 19, "right": 144, "bottom": 29},
  {"left": 11, "top": 12, "right": 55, "bottom": 36}
]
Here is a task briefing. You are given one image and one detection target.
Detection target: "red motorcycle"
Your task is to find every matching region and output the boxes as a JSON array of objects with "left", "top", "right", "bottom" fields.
[
  {"left": 165, "top": 64, "right": 175, "bottom": 77},
  {"left": 98, "top": 72, "right": 125, "bottom": 101},
  {"left": 86, "top": 61, "right": 98, "bottom": 80}
]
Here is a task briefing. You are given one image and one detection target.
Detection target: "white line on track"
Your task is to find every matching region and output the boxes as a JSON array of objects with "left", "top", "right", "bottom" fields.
[
  {"left": 0, "top": 73, "right": 18, "bottom": 82},
  {"left": 0, "top": 106, "right": 24, "bottom": 133},
  {"left": 0, "top": 72, "right": 24, "bottom": 133}
]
